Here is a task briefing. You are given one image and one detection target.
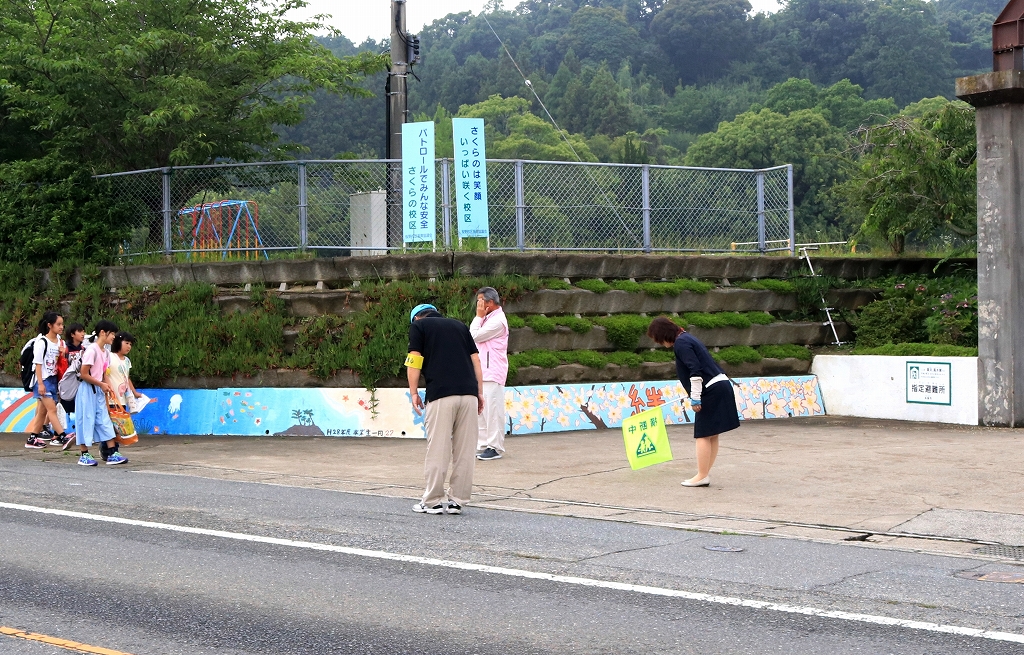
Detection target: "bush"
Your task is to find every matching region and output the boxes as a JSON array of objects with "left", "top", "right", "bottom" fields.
[
  {"left": 715, "top": 345, "right": 762, "bottom": 365},
  {"left": 641, "top": 350, "right": 676, "bottom": 363},
  {"left": 575, "top": 279, "right": 612, "bottom": 293},
  {"left": 756, "top": 344, "right": 812, "bottom": 360},
  {"left": 680, "top": 312, "right": 752, "bottom": 329},
  {"left": 610, "top": 279, "right": 642, "bottom": 293},
  {"left": 641, "top": 279, "right": 714, "bottom": 296},
  {"left": 853, "top": 343, "right": 978, "bottom": 357},
  {"left": 562, "top": 350, "right": 609, "bottom": 368},
  {"left": 541, "top": 278, "right": 572, "bottom": 290},
  {"left": 606, "top": 351, "right": 643, "bottom": 367},
  {"left": 853, "top": 298, "right": 930, "bottom": 347},
  {"left": 506, "top": 314, "right": 526, "bottom": 329},
  {"left": 739, "top": 279, "right": 796, "bottom": 294},
  {"left": 592, "top": 314, "right": 651, "bottom": 349},
  {"left": 745, "top": 311, "right": 776, "bottom": 325},
  {"left": 524, "top": 315, "right": 556, "bottom": 333},
  {"left": 510, "top": 349, "right": 563, "bottom": 368},
  {"left": 552, "top": 315, "right": 593, "bottom": 334}
]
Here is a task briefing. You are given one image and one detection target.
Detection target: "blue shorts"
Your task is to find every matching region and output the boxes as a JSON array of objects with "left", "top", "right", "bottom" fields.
[{"left": 33, "top": 375, "right": 58, "bottom": 400}]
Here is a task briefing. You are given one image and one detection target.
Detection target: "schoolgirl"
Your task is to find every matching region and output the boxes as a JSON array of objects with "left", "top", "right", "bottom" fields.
[
  {"left": 74, "top": 320, "right": 127, "bottom": 466},
  {"left": 25, "top": 312, "right": 71, "bottom": 449}
]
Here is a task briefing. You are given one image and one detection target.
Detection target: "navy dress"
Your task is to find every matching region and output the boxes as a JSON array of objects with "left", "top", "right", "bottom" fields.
[{"left": 674, "top": 332, "right": 740, "bottom": 438}]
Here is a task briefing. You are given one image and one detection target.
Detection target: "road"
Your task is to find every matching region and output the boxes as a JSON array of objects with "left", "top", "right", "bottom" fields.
[{"left": 0, "top": 457, "right": 1022, "bottom": 654}]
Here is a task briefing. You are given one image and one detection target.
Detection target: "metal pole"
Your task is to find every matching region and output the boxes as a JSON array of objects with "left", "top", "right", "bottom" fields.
[
  {"left": 162, "top": 167, "right": 172, "bottom": 255},
  {"left": 756, "top": 171, "right": 766, "bottom": 254},
  {"left": 441, "top": 158, "right": 452, "bottom": 250},
  {"left": 515, "top": 160, "right": 525, "bottom": 251},
  {"left": 386, "top": 0, "right": 408, "bottom": 249},
  {"left": 297, "top": 162, "right": 308, "bottom": 251},
  {"left": 787, "top": 164, "right": 796, "bottom": 256},
  {"left": 641, "top": 164, "right": 652, "bottom": 253}
]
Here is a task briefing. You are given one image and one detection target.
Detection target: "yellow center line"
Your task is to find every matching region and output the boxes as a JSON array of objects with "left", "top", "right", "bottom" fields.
[{"left": 0, "top": 626, "right": 135, "bottom": 655}]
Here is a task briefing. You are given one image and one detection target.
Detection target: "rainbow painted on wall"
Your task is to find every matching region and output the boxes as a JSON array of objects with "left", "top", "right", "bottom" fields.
[{"left": 0, "top": 376, "right": 825, "bottom": 438}]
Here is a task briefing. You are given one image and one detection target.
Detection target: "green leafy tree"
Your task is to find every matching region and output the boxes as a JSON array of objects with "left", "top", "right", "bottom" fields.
[
  {"left": 561, "top": 6, "right": 641, "bottom": 71},
  {"left": 685, "top": 108, "right": 848, "bottom": 237},
  {"left": 842, "top": 102, "right": 976, "bottom": 254},
  {"left": 650, "top": 0, "right": 753, "bottom": 85},
  {"left": 455, "top": 95, "right": 595, "bottom": 161},
  {"left": 0, "top": 0, "right": 386, "bottom": 171}
]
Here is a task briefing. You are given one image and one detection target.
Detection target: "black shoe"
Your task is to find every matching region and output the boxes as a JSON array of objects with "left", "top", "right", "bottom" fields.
[
  {"left": 445, "top": 502, "right": 462, "bottom": 515},
  {"left": 476, "top": 448, "right": 502, "bottom": 461}
]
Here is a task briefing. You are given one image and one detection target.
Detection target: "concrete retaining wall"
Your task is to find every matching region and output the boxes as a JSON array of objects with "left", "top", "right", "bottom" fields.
[
  {"left": 508, "top": 322, "right": 849, "bottom": 352},
  {"left": 47, "top": 253, "right": 974, "bottom": 290},
  {"left": 811, "top": 355, "right": 979, "bottom": 425}
]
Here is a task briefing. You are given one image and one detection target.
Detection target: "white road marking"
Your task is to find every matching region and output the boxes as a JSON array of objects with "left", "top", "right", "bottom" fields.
[{"left": 2, "top": 501, "right": 1022, "bottom": 644}]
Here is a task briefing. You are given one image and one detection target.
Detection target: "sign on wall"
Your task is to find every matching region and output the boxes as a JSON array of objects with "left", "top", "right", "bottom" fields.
[
  {"left": 452, "top": 118, "right": 489, "bottom": 239},
  {"left": 401, "top": 121, "right": 435, "bottom": 244},
  {"left": 906, "top": 361, "right": 952, "bottom": 405}
]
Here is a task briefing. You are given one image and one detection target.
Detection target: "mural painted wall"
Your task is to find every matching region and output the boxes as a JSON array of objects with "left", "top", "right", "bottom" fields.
[{"left": 0, "top": 375, "right": 825, "bottom": 438}]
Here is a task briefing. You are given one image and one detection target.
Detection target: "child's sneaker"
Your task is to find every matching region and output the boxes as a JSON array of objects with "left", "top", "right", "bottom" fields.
[
  {"left": 106, "top": 452, "right": 128, "bottom": 465},
  {"left": 24, "top": 435, "right": 47, "bottom": 449},
  {"left": 77, "top": 452, "right": 98, "bottom": 466}
]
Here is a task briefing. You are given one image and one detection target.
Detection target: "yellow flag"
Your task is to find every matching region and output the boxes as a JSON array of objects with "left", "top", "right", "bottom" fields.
[{"left": 621, "top": 405, "right": 673, "bottom": 470}]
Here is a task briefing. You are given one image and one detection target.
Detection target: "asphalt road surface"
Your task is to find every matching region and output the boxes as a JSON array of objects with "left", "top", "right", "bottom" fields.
[{"left": 1, "top": 458, "right": 1022, "bottom": 654}]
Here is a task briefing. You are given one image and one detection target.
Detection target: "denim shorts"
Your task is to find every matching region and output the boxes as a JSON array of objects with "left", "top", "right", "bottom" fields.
[{"left": 33, "top": 375, "right": 58, "bottom": 400}]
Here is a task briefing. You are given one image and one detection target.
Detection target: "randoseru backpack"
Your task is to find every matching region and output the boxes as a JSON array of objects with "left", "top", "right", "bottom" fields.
[{"left": 19, "top": 335, "right": 42, "bottom": 392}]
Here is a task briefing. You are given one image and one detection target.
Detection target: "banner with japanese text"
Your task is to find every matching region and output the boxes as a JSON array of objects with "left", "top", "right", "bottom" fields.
[
  {"left": 402, "top": 121, "right": 436, "bottom": 243},
  {"left": 452, "top": 118, "right": 490, "bottom": 239}
]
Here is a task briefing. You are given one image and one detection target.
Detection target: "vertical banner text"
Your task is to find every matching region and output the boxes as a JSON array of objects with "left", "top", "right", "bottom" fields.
[
  {"left": 452, "top": 118, "right": 490, "bottom": 239},
  {"left": 402, "top": 121, "right": 436, "bottom": 244}
]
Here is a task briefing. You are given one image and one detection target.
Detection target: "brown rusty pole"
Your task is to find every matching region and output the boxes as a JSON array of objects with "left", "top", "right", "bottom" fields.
[{"left": 993, "top": 0, "right": 1024, "bottom": 71}]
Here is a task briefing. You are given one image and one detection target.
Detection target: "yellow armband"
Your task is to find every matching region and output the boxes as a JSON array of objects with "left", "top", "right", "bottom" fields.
[{"left": 404, "top": 353, "right": 424, "bottom": 369}]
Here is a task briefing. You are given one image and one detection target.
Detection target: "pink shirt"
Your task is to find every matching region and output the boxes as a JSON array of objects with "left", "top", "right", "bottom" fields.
[{"left": 81, "top": 343, "right": 110, "bottom": 381}]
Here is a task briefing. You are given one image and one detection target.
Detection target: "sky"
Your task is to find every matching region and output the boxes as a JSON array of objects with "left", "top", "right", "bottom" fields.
[{"left": 290, "top": 1, "right": 784, "bottom": 44}]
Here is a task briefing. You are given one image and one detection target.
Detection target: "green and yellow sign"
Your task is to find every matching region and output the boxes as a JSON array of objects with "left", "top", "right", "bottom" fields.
[{"left": 621, "top": 405, "right": 673, "bottom": 470}]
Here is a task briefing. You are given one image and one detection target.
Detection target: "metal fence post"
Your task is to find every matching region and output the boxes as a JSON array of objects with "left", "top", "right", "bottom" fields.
[
  {"left": 641, "top": 164, "right": 652, "bottom": 253},
  {"left": 515, "top": 160, "right": 525, "bottom": 251},
  {"left": 161, "top": 168, "right": 172, "bottom": 255},
  {"left": 441, "top": 158, "right": 452, "bottom": 249},
  {"left": 756, "top": 171, "right": 766, "bottom": 254},
  {"left": 787, "top": 164, "right": 796, "bottom": 256},
  {"left": 297, "top": 162, "right": 308, "bottom": 250}
]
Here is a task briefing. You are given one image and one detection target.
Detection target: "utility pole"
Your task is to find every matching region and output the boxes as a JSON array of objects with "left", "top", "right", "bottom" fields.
[{"left": 386, "top": 0, "right": 408, "bottom": 249}]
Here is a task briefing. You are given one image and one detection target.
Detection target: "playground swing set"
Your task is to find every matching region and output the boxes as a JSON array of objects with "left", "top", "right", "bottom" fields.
[{"left": 178, "top": 200, "right": 269, "bottom": 260}]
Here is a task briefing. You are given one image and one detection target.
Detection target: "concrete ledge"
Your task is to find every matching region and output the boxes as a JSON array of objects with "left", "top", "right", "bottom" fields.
[
  {"left": 57, "top": 254, "right": 973, "bottom": 290},
  {"left": 216, "top": 290, "right": 366, "bottom": 317},
  {"left": 509, "top": 321, "right": 849, "bottom": 352},
  {"left": 956, "top": 71, "right": 1024, "bottom": 107}
]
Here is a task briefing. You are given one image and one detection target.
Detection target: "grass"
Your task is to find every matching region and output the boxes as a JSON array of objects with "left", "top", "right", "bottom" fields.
[
  {"left": 552, "top": 315, "right": 593, "bottom": 334},
  {"left": 852, "top": 343, "right": 978, "bottom": 357},
  {"left": 677, "top": 311, "right": 775, "bottom": 330},
  {"left": 573, "top": 278, "right": 715, "bottom": 295},
  {"left": 756, "top": 344, "right": 813, "bottom": 361}
]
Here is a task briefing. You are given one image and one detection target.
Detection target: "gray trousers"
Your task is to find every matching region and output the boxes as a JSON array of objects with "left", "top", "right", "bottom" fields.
[{"left": 422, "top": 394, "right": 478, "bottom": 506}]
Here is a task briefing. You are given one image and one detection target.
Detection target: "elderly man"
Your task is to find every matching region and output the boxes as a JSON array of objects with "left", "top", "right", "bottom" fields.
[
  {"left": 407, "top": 303, "right": 484, "bottom": 515},
  {"left": 470, "top": 287, "right": 509, "bottom": 461}
]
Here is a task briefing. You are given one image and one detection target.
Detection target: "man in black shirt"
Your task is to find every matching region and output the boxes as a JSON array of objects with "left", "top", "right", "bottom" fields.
[{"left": 407, "top": 304, "right": 484, "bottom": 515}]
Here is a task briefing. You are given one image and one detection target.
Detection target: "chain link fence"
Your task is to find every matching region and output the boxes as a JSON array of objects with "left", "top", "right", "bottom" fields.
[{"left": 97, "top": 160, "right": 794, "bottom": 260}]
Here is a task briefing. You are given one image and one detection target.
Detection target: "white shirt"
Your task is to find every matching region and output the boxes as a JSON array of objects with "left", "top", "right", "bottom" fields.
[{"left": 33, "top": 335, "right": 63, "bottom": 379}]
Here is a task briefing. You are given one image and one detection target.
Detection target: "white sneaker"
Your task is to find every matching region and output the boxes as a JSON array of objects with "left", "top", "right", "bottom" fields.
[{"left": 413, "top": 502, "right": 444, "bottom": 514}]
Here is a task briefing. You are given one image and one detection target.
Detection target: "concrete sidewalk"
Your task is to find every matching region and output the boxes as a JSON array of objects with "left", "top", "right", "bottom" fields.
[{"left": 4, "top": 416, "right": 1023, "bottom": 559}]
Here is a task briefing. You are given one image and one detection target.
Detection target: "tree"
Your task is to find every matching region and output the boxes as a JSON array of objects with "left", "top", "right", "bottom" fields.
[
  {"left": 0, "top": 0, "right": 386, "bottom": 172},
  {"left": 841, "top": 102, "right": 976, "bottom": 254},
  {"left": 650, "top": 0, "right": 753, "bottom": 86},
  {"left": 561, "top": 6, "right": 641, "bottom": 71},
  {"left": 685, "top": 107, "right": 849, "bottom": 237},
  {"left": 454, "top": 95, "right": 596, "bottom": 161}
]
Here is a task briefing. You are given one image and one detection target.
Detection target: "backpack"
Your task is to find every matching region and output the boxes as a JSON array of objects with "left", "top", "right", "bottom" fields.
[
  {"left": 58, "top": 350, "right": 85, "bottom": 402},
  {"left": 19, "top": 335, "right": 42, "bottom": 392}
]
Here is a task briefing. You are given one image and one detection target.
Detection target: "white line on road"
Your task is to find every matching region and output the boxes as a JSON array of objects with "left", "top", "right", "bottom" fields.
[{"left": 2, "top": 501, "right": 1022, "bottom": 644}]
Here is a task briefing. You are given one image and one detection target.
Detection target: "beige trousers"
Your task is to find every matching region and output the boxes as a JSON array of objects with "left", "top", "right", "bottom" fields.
[
  {"left": 423, "top": 394, "right": 478, "bottom": 506},
  {"left": 477, "top": 381, "right": 506, "bottom": 453}
]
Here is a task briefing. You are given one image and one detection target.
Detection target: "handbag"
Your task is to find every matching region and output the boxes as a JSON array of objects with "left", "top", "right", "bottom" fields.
[{"left": 107, "top": 395, "right": 139, "bottom": 445}]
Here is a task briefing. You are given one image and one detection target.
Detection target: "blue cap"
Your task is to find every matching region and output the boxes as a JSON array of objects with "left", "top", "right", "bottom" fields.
[{"left": 410, "top": 303, "right": 437, "bottom": 323}]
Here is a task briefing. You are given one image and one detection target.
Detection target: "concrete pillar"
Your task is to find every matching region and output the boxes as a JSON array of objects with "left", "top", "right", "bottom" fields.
[{"left": 957, "top": 71, "right": 1024, "bottom": 426}]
